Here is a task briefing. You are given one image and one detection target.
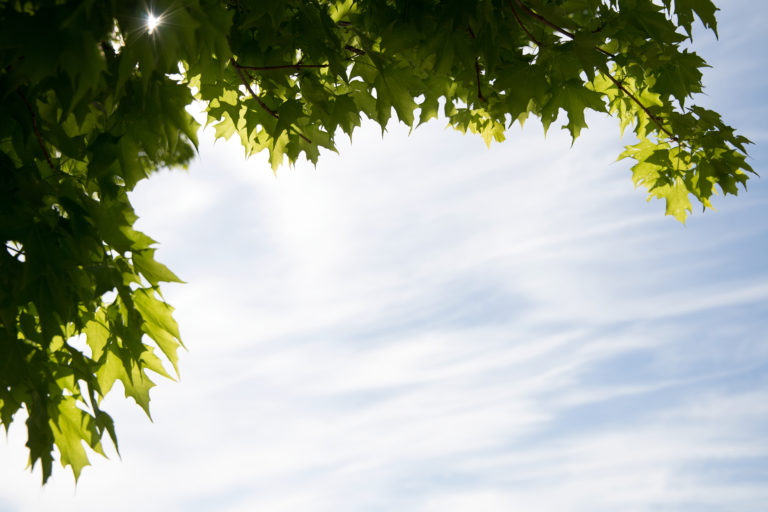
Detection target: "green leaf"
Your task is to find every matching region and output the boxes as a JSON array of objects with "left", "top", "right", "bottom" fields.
[
  {"left": 133, "top": 288, "right": 183, "bottom": 372},
  {"left": 619, "top": 138, "right": 693, "bottom": 222},
  {"left": 669, "top": 0, "right": 719, "bottom": 37},
  {"left": 542, "top": 81, "right": 606, "bottom": 140},
  {"left": 49, "top": 396, "right": 102, "bottom": 482},
  {"left": 133, "top": 250, "right": 184, "bottom": 286},
  {"left": 96, "top": 350, "right": 155, "bottom": 417}
]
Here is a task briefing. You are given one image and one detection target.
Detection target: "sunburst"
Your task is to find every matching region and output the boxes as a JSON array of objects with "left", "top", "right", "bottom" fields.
[{"left": 146, "top": 12, "right": 161, "bottom": 34}]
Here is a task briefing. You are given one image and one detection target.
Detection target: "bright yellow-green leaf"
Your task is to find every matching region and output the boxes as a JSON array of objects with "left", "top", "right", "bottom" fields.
[
  {"left": 133, "top": 249, "right": 184, "bottom": 286},
  {"left": 49, "top": 396, "right": 103, "bottom": 482}
]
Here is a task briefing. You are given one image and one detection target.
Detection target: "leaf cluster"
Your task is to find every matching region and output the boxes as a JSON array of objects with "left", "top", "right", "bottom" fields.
[{"left": 0, "top": 0, "right": 754, "bottom": 482}]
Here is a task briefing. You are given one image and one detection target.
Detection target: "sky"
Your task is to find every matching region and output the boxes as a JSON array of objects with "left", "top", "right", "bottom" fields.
[{"left": 2, "top": 2, "right": 767, "bottom": 511}]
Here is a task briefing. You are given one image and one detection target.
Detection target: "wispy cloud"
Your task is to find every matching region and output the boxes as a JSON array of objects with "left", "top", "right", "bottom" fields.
[{"left": 2, "top": 3, "right": 767, "bottom": 511}]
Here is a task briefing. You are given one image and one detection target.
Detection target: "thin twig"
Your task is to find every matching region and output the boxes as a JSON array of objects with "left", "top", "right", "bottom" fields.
[
  {"left": 5, "top": 243, "right": 24, "bottom": 259},
  {"left": 591, "top": 19, "right": 609, "bottom": 34},
  {"left": 508, "top": 1, "right": 542, "bottom": 46},
  {"left": 230, "top": 59, "right": 312, "bottom": 144},
  {"left": 17, "top": 89, "right": 55, "bottom": 170},
  {"left": 231, "top": 60, "right": 278, "bottom": 118},
  {"left": 475, "top": 59, "right": 485, "bottom": 101},
  {"left": 466, "top": 26, "right": 486, "bottom": 101},
  {"left": 235, "top": 63, "right": 328, "bottom": 71},
  {"left": 510, "top": 1, "right": 676, "bottom": 141},
  {"left": 512, "top": 0, "right": 614, "bottom": 57},
  {"left": 345, "top": 45, "right": 365, "bottom": 56},
  {"left": 513, "top": 0, "right": 574, "bottom": 38},
  {"left": 242, "top": 68, "right": 256, "bottom": 82},
  {"left": 603, "top": 73, "right": 677, "bottom": 141}
]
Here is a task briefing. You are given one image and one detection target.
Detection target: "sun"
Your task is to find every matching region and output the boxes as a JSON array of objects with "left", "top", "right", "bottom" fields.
[{"left": 146, "top": 12, "right": 161, "bottom": 34}]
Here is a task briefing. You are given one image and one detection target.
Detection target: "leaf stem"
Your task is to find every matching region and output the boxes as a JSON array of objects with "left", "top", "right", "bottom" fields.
[
  {"left": 230, "top": 59, "right": 312, "bottom": 144},
  {"left": 16, "top": 89, "right": 55, "bottom": 171}
]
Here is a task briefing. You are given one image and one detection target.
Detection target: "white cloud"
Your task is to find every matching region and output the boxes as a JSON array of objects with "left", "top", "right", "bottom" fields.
[{"left": 2, "top": 3, "right": 768, "bottom": 511}]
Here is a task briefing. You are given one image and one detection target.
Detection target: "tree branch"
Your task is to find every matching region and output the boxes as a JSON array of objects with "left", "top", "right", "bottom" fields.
[
  {"left": 603, "top": 73, "right": 678, "bottom": 141},
  {"left": 475, "top": 59, "right": 486, "bottom": 101},
  {"left": 512, "top": 0, "right": 574, "bottom": 38},
  {"left": 508, "top": 1, "right": 542, "bottom": 46},
  {"left": 16, "top": 89, "right": 55, "bottom": 171},
  {"left": 230, "top": 59, "right": 312, "bottom": 144},
  {"left": 344, "top": 45, "right": 366, "bottom": 56},
  {"left": 465, "top": 26, "right": 486, "bottom": 102},
  {"left": 5, "top": 243, "right": 24, "bottom": 259},
  {"left": 512, "top": 0, "right": 614, "bottom": 57},
  {"left": 234, "top": 63, "right": 328, "bottom": 71},
  {"left": 509, "top": 1, "right": 677, "bottom": 142},
  {"left": 231, "top": 60, "right": 278, "bottom": 118}
]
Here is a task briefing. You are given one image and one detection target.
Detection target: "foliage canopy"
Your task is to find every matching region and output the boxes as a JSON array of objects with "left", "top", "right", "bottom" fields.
[{"left": 0, "top": 0, "right": 754, "bottom": 483}]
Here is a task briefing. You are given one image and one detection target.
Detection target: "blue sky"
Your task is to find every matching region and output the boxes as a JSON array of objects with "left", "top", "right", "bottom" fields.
[{"left": 1, "top": 2, "right": 767, "bottom": 511}]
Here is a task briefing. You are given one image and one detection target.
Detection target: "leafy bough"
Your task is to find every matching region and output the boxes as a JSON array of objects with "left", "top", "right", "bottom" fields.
[{"left": 0, "top": 0, "right": 753, "bottom": 483}]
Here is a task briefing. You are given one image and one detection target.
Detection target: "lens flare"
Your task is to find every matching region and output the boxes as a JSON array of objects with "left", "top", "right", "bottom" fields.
[{"left": 147, "top": 13, "right": 160, "bottom": 34}]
